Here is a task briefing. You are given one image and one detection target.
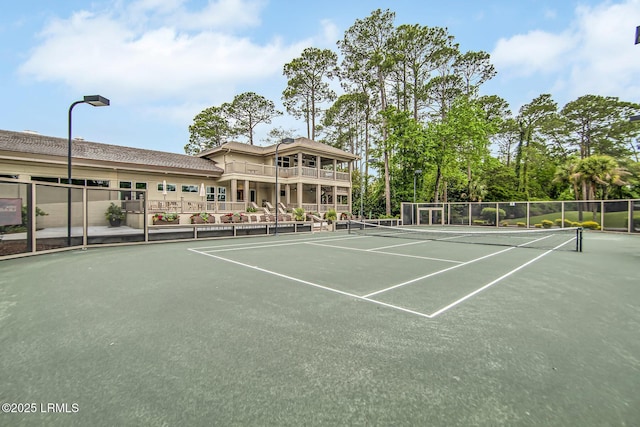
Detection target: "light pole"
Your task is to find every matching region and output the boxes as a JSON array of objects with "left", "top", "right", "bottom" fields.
[
  {"left": 275, "top": 137, "right": 295, "bottom": 236},
  {"left": 413, "top": 169, "right": 422, "bottom": 203},
  {"left": 67, "top": 95, "right": 110, "bottom": 246}
]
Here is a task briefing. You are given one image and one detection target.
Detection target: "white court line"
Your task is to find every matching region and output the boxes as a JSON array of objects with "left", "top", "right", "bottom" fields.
[
  {"left": 428, "top": 236, "right": 575, "bottom": 317},
  {"left": 190, "top": 234, "right": 362, "bottom": 250},
  {"left": 188, "top": 248, "right": 434, "bottom": 318},
  {"left": 192, "top": 235, "right": 364, "bottom": 253},
  {"left": 367, "top": 239, "right": 433, "bottom": 251},
  {"left": 305, "top": 241, "right": 462, "bottom": 264},
  {"left": 362, "top": 246, "right": 515, "bottom": 298},
  {"left": 188, "top": 233, "right": 577, "bottom": 320}
]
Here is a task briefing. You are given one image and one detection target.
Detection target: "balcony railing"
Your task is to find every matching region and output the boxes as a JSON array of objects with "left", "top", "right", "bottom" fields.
[{"left": 224, "top": 161, "right": 350, "bottom": 182}]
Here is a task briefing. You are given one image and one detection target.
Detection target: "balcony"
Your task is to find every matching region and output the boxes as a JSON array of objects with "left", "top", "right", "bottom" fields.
[{"left": 224, "top": 161, "right": 350, "bottom": 182}]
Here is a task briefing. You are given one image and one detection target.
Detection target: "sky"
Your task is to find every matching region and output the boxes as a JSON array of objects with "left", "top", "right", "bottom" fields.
[{"left": 1, "top": 0, "right": 640, "bottom": 154}]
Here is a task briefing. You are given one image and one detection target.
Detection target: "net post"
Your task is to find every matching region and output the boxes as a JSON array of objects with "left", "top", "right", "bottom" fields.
[
  {"left": 348, "top": 220, "right": 352, "bottom": 234},
  {"left": 576, "top": 227, "right": 583, "bottom": 252}
]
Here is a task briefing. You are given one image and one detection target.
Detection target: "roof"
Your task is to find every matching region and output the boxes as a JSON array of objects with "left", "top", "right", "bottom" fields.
[
  {"left": 0, "top": 130, "right": 223, "bottom": 174},
  {"left": 198, "top": 137, "right": 359, "bottom": 160}
]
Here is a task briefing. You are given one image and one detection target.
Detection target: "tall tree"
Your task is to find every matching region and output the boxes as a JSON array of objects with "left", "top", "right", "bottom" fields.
[
  {"left": 387, "top": 24, "right": 452, "bottom": 120},
  {"left": 513, "top": 94, "right": 557, "bottom": 197},
  {"left": 560, "top": 95, "right": 640, "bottom": 159},
  {"left": 338, "top": 8, "right": 397, "bottom": 215},
  {"left": 224, "top": 92, "right": 282, "bottom": 145},
  {"left": 186, "top": 106, "right": 235, "bottom": 154},
  {"left": 282, "top": 47, "right": 338, "bottom": 140}
]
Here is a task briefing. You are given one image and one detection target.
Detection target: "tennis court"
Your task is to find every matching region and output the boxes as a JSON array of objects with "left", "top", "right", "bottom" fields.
[{"left": 1, "top": 226, "right": 639, "bottom": 425}]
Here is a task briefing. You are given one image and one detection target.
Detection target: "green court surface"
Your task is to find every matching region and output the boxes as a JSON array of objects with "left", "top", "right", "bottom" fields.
[{"left": 0, "top": 229, "right": 639, "bottom": 426}]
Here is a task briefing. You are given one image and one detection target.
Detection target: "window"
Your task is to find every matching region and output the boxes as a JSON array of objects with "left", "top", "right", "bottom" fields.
[
  {"left": 206, "top": 186, "right": 215, "bottom": 202},
  {"left": 157, "top": 183, "right": 176, "bottom": 192},
  {"left": 217, "top": 187, "right": 226, "bottom": 201},
  {"left": 119, "top": 181, "right": 132, "bottom": 189},
  {"left": 119, "top": 181, "right": 132, "bottom": 200},
  {"left": 181, "top": 184, "right": 199, "bottom": 193},
  {"left": 135, "top": 182, "right": 147, "bottom": 190},
  {"left": 277, "top": 156, "right": 290, "bottom": 167},
  {"left": 86, "top": 180, "right": 110, "bottom": 187},
  {"left": 31, "top": 176, "right": 59, "bottom": 183}
]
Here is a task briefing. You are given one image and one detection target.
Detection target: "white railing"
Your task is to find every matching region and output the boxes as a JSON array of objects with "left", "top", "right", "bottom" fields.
[{"left": 224, "top": 161, "right": 350, "bottom": 182}]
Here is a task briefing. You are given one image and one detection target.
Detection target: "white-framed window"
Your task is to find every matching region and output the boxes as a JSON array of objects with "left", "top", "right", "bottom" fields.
[
  {"left": 277, "top": 156, "right": 290, "bottom": 167},
  {"left": 181, "top": 184, "right": 199, "bottom": 193},
  {"left": 206, "top": 186, "right": 215, "bottom": 202},
  {"left": 157, "top": 183, "right": 176, "bottom": 192},
  {"left": 217, "top": 187, "right": 226, "bottom": 201}
]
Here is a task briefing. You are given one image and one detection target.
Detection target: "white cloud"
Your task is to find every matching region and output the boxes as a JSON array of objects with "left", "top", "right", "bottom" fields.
[
  {"left": 491, "top": 0, "right": 640, "bottom": 103},
  {"left": 491, "top": 30, "right": 576, "bottom": 76},
  {"left": 18, "top": 0, "right": 309, "bottom": 109}
]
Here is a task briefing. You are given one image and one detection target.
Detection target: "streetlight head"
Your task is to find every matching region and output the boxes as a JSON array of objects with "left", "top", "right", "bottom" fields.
[
  {"left": 83, "top": 95, "right": 110, "bottom": 107},
  {"left": 281, "top": 137, "right": 295, "bottom": 144},
  {"left": 415, "top": 169, "right": 422, "bottom": 174}
]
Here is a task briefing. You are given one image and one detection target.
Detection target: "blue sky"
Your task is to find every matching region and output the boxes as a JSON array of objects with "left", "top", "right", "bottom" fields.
[{"left": 1, "top": 0, "right": 639, "bottom": 153}]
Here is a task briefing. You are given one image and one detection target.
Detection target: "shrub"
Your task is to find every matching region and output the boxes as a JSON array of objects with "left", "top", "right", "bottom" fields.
[
  {"left": 541, "top": 219, "right": 553, "bottom": 229},
  {"left": 500, "top": 221, "right": 509, "bottom": 227},
  {"left": 534, "top": 223, "right": 542, "bottom": 228},
  {"left": 480, "top": 207, "right": 506, "bottom": 225},
  {"left": 516, "top": 222, "right": 526, "bottom": 228},
  {"left": 580, "top": 221, "right": 600, "bottom": 230},
  {"left": 564, "top": 219, "right": 573, "bottom": 228},
  {"left": 324, "top": 209, "right": 337, "bottom": 222},
  {"left": 554, "top": 218, "right": 563, "bottom": 227},
  {"left": 472, "top": 219, "right": 486, "bottom": 225},
  {"left": 105, "top": 203, "right": 125, "bottom": 221},
  {"left": 292, "top": 207, "right": 305, "bottom": 221},
  {"left": 246, "top": 206, "right": 257, "bottom": 213}
]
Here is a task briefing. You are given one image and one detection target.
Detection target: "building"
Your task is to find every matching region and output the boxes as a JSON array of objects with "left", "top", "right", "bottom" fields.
[{"left": 0, "top": 129, "right": 357, "bottom": 225}]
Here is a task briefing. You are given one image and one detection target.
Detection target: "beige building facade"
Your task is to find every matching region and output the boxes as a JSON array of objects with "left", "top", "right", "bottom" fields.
[{"left": 0, "top": 130, "right": 357, "bottom": 224}]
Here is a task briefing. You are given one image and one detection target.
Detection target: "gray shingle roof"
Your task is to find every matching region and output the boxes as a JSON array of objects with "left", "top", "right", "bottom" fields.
[{"left": 0, "top": 130, "right": 223, "bottom": 174}]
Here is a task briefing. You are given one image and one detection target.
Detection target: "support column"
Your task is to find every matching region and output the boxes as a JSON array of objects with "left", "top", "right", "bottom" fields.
[
  {"left": 244, "top": 179, "right": 249, "bottom": 210},
  {"left": 316, "top": 183, "right": 321, "bottom": 212},
  {"left": 230, "top": 179, "right": 237, "bottom": 204},
  {"left": 285, "top": 184, "right": 291, "bottom": 207}
]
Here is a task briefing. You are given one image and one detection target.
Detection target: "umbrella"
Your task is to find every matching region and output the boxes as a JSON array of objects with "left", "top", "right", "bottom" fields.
[
  {"left": 200, "top": 183, "right": 206, "bottom": 210},
  {"left": 162, "top": 180, "right": 167, "bottom": 196}
]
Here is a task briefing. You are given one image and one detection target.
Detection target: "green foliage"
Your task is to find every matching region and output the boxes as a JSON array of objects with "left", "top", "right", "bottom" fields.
[
  {"left": 480, "top": 207, "right": 505, "bottom": 224},
  {"left": 541, "top": 219, "right": 553, "bottom": 228},
  {"left": 193, "top": 212, "right": 209, "bottom": 221},
  {"left": 186, "top": 106, "right": 234, "bottom": 154},
  {"left": 324, "top": 209, "right": 338, "bottom": 221},
  {"left": 0, "top": 206, "right": 48, "bottom": 234},
  {"left": 517, "top": 222, "right": 526, "bottom": 227},
  {"left": 105, "top": 203, "right": 125, "bottom": 221},
  {"left": 225, "top": 92, "right": 282, "bottom": 145},
  {"left": 580, "top": 221, "right": 600, "bottom": 230},
  {"left": 283, "top": 47, "right": 338, "bottom": 140},
  {"left": 292, "top": 207, "right": 305, "bottom": 221},
  {"left": 153, "top": 212, "right": 179, "bottom": 222},
  {"left": 246, "top": 206, "right": 257, "bottom": 213}
]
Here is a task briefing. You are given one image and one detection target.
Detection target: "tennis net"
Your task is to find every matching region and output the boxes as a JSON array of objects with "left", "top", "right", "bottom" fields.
[{"left": 348, "top": 221, "right": 583, "bottom": 252}]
